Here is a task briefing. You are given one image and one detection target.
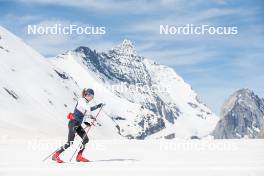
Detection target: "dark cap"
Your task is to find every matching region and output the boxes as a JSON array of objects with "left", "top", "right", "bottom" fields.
[{"left": 85, "top": 88, "right": 94, "bottom": 96}]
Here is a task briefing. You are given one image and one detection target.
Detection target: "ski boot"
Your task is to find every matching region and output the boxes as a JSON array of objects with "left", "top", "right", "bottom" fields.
[
  {"left": 76, "top": 152, "right": 89, "bottom": 162},
  {"left": 52, "top": 152, "right": 64, "bottom": 163}
]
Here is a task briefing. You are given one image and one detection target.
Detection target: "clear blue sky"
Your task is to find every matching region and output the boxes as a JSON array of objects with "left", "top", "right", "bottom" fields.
[{"left": 1, "top": 0, "right": 263, "bottom": 114}]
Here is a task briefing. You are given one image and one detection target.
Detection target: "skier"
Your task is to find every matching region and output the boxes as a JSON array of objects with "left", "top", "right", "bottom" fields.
[{"left": 52, "top": 88, "right": 104, "bottom": 163}]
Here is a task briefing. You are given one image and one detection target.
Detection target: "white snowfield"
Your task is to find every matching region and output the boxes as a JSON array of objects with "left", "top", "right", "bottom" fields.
[{"left": 0, "top": 138, "right": 264, "bottom": 176}]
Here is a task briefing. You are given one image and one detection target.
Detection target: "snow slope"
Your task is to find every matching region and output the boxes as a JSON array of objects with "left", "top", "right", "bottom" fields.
[
  {"left": 0, "top": 26, "right": 121, "bottom": 139},
  {"left": 50, "top": 51, "right": 158, "bottom": 139}
]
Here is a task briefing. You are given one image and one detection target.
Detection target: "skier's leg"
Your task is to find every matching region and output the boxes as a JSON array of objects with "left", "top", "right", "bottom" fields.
[
  {"left": 76, "top": 126, "right": 89, "bottom": 153},
  {"left": 75, "top": 126, "right": 89, "bottom": 162},
  {"left": 52, "top": 120, "right": 79, "bottom": 163},
  {"left": 57, "top": 120, "right": 78, "bottom": 153}
]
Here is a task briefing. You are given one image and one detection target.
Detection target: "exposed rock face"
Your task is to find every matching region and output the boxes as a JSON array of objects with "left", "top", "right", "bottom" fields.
[
  {"left": 260, "top": 121, "right": 264, "bottom": 138},
  {"left": 213, "top": 89, "right": 264, "bottom": 139}
]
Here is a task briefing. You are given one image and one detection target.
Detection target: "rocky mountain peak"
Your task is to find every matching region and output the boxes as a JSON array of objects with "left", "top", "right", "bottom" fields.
[
  {"left": 213, "top": 89, "right": 264, "bottom": 139},
  {"left": 221, "top": 89, "right": 263, "bottom": 117},
  {"left": 74, "top": 46, "right": 95, "bottom": 56},
  {"left": 111, "top": 39, "right": 137, "bottom": 56}
]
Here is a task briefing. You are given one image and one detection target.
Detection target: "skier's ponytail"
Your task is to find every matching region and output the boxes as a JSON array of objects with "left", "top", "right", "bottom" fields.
[{"left": 82, "top": 88, "right": 87, "bottom": 98}]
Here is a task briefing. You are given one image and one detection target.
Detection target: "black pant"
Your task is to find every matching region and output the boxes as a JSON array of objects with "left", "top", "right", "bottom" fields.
[{"left": 57, "top": 119, "right": 89, "bottom": 153}]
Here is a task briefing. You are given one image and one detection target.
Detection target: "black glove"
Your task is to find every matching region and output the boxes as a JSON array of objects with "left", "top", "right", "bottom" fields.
[
  {"left": 97, "top": 103, "right": 104, "bottom": 108},
  {"left": 90, "top": 103, "right": 105, "bottom": 111},
  {"left": 84, "top": 122, "right": 91, "bottom": 126}
]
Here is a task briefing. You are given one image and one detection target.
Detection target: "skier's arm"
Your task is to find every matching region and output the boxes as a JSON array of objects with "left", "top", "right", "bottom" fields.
[
  {"left": 90, "top": 103, "right": 104, "bottom": 111},
  {"left": 82, "top": 102, "right": 105, "bottom": 126}
]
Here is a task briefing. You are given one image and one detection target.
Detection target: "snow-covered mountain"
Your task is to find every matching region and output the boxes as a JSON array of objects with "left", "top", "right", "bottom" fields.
[
  {"left": 212, "top": 89, "right": 264, "bottom": 139},
  {"left": 0, "top": 26, "right": 218, "bottom": 139},
  {"left": 0, "top": 26, "right": 121, "bottom": 139},
  {"left": 51, "top": 39, "right": 218, "bottom": 139}
]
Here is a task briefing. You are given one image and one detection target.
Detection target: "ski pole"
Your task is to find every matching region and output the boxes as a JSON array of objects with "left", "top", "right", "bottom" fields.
[
  {"left": 69, "top": 106, "right": 103, "bottom": 162},
  {"left": 92, "top": 100, "right": 123, "bottom": 135},
  {"left": 43, "top": 148, "right": 57, "bottom": 162}
]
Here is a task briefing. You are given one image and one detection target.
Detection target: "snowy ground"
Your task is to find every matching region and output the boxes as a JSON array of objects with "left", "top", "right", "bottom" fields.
[{"left": 0, "top": 138, "right": 264, "bottom": 176}]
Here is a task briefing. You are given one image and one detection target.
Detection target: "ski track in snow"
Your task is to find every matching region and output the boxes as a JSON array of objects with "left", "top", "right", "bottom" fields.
[{"left": 0, "top": 139, "right": 264, "bottom": 176}]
